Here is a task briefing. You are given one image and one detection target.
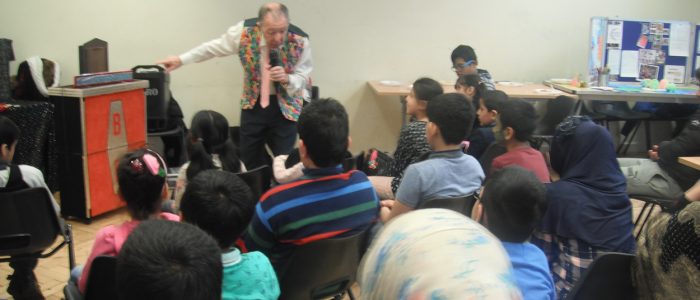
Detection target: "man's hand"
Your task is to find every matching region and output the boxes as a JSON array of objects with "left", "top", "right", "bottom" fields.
[
  {"left": 648, "top": 145, "right": 660, "bottom": 161},
  {"left": 156, "top": 56, "right": 183, "bottom": 73},
  {"left": 269, "top": 66, "right": 289, "bottom": 84}
]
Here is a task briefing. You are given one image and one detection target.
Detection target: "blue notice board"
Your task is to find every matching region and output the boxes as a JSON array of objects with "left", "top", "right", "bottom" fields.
[{"left": 590, "top": 18, "right": 695, "bottom": 84}]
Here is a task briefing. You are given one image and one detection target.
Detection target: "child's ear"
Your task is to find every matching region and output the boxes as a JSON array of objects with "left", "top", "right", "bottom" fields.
[
  {"left": 161, "top": 183, "right": 170, "bottom": 200},
  {"left": 471, "top": 200, "right": 483, "bottom": 221},
  {"left": 426, "top": 122, "right": 437, "bottom": 138},
  {"left": 417, "top": 100, "right": 428, "bottom": 110},
  {"left": 504, "top": 127, "right": 515, "bottom": 141},
  {"left": 0, "top": 143, "right": 9, "bottom": 160},
  {"left": 298, "top": 140, "right": 307, "bottom": 158}
]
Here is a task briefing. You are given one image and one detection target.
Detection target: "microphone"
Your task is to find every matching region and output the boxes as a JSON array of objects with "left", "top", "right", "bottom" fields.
[{"left": 269, "top": 50, "right": 282, "bottom": 90}]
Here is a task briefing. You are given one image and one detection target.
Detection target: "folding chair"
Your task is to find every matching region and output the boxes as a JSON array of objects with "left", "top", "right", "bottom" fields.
[
  {"left": 237, "top": 165, "right": 272, "bottom": 200},
  {"left": 278, "top": 230, "right": 367, "bottom": 300},
  {"left": 566, "top": 252, "right": 636, "bottom": 300},
  {"left": 63, "top": 255, "right": 117, "bottom": 300},
  {"left": 418, "top": 194, "right": 477, "bottom": 216},
  {"left": 0, "top": 187, "right": 75, "bottom": 272},
  {"left": 631, "top": 195, "right": 675, "bottom": 240}
]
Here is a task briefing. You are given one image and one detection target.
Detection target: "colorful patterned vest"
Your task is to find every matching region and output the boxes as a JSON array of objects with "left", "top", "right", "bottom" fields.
[{"left": 238, "top": 18, "right": 309, "bottom": 122}]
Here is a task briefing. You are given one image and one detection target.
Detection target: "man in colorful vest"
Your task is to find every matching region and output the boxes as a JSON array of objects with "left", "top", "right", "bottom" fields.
[{"left": 158, "top": 2, "right": 312, "bottom": 170}]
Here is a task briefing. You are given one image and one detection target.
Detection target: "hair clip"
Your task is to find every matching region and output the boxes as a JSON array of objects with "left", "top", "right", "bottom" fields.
[
  {"left": 142, "top": 153, "right": 165, "bottom": 177},
  {"left": 130, "top": 159, "right": 144, "bottom": 173}
]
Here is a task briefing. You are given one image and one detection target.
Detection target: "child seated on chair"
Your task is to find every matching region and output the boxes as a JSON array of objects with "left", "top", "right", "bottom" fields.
[
  {"left": 467, "top": 90, "right": 508, "bottom": 160},
  {"left": 491, "top": 98, "right": 550, "bottom": 182},
  {"left": 455, "top": 73, "right": 485, "bottom": 114},
  {"left": 180, "top": 169, "right": 280, "bottom": 300},
  {"left": 380, "top": 93, "right": 484, "bottom": 223},
  {"left": 0, "top": 116, "right": 59, "bottom": 299},
  {"left": 169, "top": 110, "right": 245, "bottom": 212},
  {"left": 450, "top": 45, "right": 496, "bottom": 90},
  {"left": 73, "top": 148, "right": 179, "bottom": 294},
  {"left": 244, "top": 98, "right": 379, "bottom": 273},
  {"left": 532, "top": 116, "right": 635, "bottom": 299},
  {"left": 116, "top": 220, "right": 222, "bottom": 300},
  {"left": 472, "top": 166, "right": 555, "bottom": 300},
  {"left": 367, "top": 77, "right": 442, "bottom": 200},
  {"left": 359, "top": 209, "right": 520, "bottom": 299}
]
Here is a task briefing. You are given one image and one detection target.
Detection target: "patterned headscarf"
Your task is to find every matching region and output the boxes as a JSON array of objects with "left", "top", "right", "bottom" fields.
[
  {"left": 358, "top": 208, "right": 522, "bottom": 300},
  {"left": 634, "top": 202, "right": 700, "bottom": 299}
]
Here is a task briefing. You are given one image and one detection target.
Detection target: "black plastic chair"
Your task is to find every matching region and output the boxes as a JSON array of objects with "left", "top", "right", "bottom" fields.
[
  {"left": 590, "top": 101, "right": 652, "bottom": 155},
  {"left": 354, "top": 151, "right": 365, "bottom": 173},
  {"left": 342, "top": 151, "right": 365, "bottom": 173},
  {"left": 147, "top": 124, "right": 187, "bottom": 167},
  {"left": 532, "top": 96, "right": 576, "bottom": 150},
  {"left": 278, "top": 230, "right": 366, "bottom": 300},
  {"left": 566, "top": 252, "right": 636, "bottom": 300},
  {"left": 237, "top": 165, "right": 272, "bottom": 200},
  {"left": 418, "top": 194, "right": 477, "bottom": 216},
  {"left": 0, "top": 187, "right": 75, "bottom": 272},
  {"left": 230, "top": 126, "right": 241, "bottom": 150},
  {"left": 536, "top": 95, "right": 577, "bottom": 136},
  {"left": 63, "top": 255, "right": 117, "bottom": 300},
  {"left": 311, "top": 85, "right": 320, "bottom": 101},
  {"left": 631, "top": 195, "right": 675, "bottom": 240}
]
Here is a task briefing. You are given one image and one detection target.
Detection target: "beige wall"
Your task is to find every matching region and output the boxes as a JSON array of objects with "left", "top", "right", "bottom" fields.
[{"left": 2, "top": 0, "right": 699, "bottom": 153}]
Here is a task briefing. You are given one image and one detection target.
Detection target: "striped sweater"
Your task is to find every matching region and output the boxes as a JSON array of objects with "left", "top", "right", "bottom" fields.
[{"left": 244, "top": 166, "right": 379, "bottom": 270}]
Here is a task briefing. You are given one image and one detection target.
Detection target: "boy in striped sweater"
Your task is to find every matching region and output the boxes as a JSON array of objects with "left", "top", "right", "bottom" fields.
[{"left": 244, "top": 98, "right": 379, "bottom": 273}]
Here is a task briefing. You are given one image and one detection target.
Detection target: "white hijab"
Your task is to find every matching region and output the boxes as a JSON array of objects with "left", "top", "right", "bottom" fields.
[
  {"left": 358, "top": 208, "right": 522, "bottom": 300},
  {"left": 26, "top": 56, "right": 60, "bottom": 97}
]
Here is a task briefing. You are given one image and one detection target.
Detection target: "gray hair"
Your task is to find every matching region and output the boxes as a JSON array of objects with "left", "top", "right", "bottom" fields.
[{"left": 258, "top": 3, "right": 289, "bottom": 22}]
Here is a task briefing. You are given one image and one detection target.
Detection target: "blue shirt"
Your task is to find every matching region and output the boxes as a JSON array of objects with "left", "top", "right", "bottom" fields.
[
  {"left": 502, "top": 241, "right": 556, "bottom": 300},
  {"left": 396, "top": 149, "right": 484, "bottom": 208}
]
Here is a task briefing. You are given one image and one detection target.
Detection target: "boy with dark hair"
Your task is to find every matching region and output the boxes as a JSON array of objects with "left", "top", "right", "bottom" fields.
[
  {"left": 245, "top": 98, "right": 379, "bottom": 273},
  {"left": 380, "top": 93, "right": 484, "bottom": 222},
  {"left": 180, "top": 170, "right": 280, "bottom": 300},
  {"left": 116, "top": 220, "right": 222, "bottom": 300},
  {"left": 450, "top": 44, "right": 495, "bottom": 90},
  {"left": 472, "top": 166, "right": 555, "bottom": 300},
  {"left": 491, "top": 98, "right": 550, "bottom": 182}
]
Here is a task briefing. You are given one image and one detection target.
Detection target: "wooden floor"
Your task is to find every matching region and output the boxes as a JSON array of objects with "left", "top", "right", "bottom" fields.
[{"left": 0, "top": 198, "right": 656, "bottom": 299}]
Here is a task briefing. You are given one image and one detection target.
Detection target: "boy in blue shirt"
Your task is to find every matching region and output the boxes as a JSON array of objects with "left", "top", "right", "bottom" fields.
[
  {"left": 180, "top": 170, "right": 280, "bottom": 300},
  {"left": 380, "top": 93, "right": 484, "bottom": 222},
  {"left": 473, "top": 166, "right": 556, "bottom": 300}
]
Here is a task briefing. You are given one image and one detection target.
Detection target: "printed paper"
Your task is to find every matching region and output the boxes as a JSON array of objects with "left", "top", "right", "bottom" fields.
[
  {"left": 669, "top": 22, "right": 690, "bottom": 57},
  {"left": 621, "top": 50, "right": 639, "bottom": 77},
  {"left": 663, "top": 65, "right": 685, "bottom": 84}
]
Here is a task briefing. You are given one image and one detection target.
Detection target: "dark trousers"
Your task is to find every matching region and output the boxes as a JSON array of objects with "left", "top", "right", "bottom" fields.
[
  {"left": 7, "top": 255, "right": 41, "bottom": 297},
  {"left": 240, "top": 96, "right": 297, "bottom": 170}
]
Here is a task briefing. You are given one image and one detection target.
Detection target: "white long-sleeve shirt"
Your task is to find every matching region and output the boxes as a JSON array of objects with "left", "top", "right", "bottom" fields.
[{"left": 179, "top": 20, "right": 313, "bottom": 98}]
